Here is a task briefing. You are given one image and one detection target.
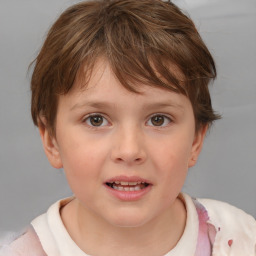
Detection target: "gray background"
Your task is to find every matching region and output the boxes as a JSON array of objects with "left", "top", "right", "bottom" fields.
[{"left": 0, "top": 0, "right": 255, "bottom": 233}]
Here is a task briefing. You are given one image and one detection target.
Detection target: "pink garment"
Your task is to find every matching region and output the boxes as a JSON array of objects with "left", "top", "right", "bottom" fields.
[
  {"left": 0, "top": 227, "right": 47, "bottom": 256},
  {"left": 194, "top": 198, "right": 216, "bottom": 256}
]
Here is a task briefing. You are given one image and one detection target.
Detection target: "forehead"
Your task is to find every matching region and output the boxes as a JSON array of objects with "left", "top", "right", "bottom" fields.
[
  {"left": 71, "top": 59, "right": 185, "bottom": 98},
  {"left": 60, "top": 60, "right": 192, "bottom": 114}
]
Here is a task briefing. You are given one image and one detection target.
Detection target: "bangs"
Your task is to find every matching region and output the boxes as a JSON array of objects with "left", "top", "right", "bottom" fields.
[
  {"left": 31, "top": 0, "right": 219, "bottom": 135},
  {"left": 61, "top": 0, "right": 215, "bottom": 96}
]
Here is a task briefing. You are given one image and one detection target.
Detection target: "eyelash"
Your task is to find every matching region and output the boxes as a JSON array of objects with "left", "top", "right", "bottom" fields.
[{"left": 82, "top": 113, "right": 172, "bottom": 128}]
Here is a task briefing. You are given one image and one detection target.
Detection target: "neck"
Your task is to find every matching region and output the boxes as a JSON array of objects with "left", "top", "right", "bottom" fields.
[{"left": 61, "top": 197, "right": 186, "bottom": 256}]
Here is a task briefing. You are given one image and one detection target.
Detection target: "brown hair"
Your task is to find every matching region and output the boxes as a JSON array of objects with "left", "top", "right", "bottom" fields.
[{"left": 31, "top": 0, "right": 220, "bottom": 136}]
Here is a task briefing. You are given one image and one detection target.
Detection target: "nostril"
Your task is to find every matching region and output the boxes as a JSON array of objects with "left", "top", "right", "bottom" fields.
[
  {"left": 111, "top": 147, "right": 146, "bottom": 164},
  {"left": 114, "top": 157, "right": 144, "bottom": 164}
]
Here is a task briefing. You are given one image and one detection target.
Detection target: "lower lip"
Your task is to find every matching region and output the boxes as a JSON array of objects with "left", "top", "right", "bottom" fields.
[{"left": 104, "top": 184, "right": 152, "bottom": 201}]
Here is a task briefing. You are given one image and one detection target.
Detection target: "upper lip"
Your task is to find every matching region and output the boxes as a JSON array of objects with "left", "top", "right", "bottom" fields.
[{"left": 105, "top": 175, "right": 152, "bottom": 185}]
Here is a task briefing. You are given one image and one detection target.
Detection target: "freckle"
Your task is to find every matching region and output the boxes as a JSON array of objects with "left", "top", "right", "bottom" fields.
[
  {"left": 218, "top": 227, "right": 221, "bottom": 231},
  {"left": 228, "top": 239, "right": 233, "bottom": 247}
]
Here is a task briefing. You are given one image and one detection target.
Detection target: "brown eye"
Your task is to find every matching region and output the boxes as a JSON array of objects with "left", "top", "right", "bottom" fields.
[
  {"left": 151, "top": 115, "right": 164, "bottom": 126},
  {"left": 147, "top": 115, "right": 171, "bottom": 127},
  {"left": 85, "top": 115, "right": 108, "bottom": 127},
  {"left": 90, "top": 116, "right": 103, "bottom": 126}
]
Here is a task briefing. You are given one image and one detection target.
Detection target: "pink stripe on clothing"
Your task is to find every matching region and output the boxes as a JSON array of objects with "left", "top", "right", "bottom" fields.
[{"left": 194, "top": 199, "right": 216, "bottom": 256}]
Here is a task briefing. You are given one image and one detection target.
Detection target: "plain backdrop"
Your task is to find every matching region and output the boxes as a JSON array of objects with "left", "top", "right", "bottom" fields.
[{"left": 0, "top": 0, "right": 255, "bottom": 233}]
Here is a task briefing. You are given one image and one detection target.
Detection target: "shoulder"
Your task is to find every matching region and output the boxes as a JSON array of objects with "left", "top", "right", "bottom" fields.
[
  {"left": 197, "top": 198, "right": 256, "bottom": 226},
  {"left": 0, "top": 226, "right": 47, "bottom": 256},
  {"left": 197, "top": 197, "right": 256, "bottom": 256}
]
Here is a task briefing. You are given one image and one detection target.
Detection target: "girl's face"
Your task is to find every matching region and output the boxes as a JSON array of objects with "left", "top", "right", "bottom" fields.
[{"left": 40, "top": 60, "right": 206, "bottom": 228}]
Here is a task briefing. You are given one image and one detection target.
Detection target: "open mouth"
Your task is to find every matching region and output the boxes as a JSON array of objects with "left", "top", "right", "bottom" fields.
[{"left": 106, "top": 181, "right": 150, "bottom": 191}]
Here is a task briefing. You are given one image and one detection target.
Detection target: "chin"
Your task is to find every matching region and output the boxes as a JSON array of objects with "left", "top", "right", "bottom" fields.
[{"left": 105, "top": 209, "right": 152, "bottom": 228}]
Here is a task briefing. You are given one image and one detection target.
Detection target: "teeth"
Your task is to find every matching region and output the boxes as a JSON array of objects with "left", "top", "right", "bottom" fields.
[
  {"left": 116, "top": 186, "right": 140, "bottom": 191},
  {"left": 128, "top": 182, "right": 137, "bottom": 185},
  {"left": 114, "top": 181, "right": 143, "bottom": 185},
  {"left": 110, "top": 184, "right": 147, "bottom": 191},
  {"left": 108, "top": 181, "right": 149, "bottom": 191}
]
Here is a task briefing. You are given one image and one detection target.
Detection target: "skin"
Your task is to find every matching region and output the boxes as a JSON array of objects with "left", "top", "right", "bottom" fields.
[{"left": 39, "top": 60, "right": 207, "bottom": 256}]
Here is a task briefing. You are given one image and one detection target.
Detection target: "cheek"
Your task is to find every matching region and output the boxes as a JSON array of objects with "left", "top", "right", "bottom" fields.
[
  {"left": 149, "top": 134, "right": 193, "bottom": 196},
  {"left": 57, "top": 134, "right": 109, "bottom": 184},
  {"left": 151, "top": 135, "right": 193, "bottom": 171},
  {"left": 60, "top": 144, "right": 105, "bottom": 201}
]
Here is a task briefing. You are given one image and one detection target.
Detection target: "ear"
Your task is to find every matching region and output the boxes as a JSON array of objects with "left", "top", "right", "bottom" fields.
[
  {"left": 188, "top": 125, "right": 208, "bottom": 168},
  {"left": 38, "top": 118, "right": 63, "bottom": 169}
]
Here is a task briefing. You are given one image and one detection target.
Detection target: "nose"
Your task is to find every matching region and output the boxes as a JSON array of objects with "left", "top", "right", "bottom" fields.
[{"left": 110, "top": 126, "right": 147, "bottom": 165}]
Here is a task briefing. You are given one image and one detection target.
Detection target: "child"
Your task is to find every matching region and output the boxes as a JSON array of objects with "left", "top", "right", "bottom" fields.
[{"left": 1, "top": 0, "right": 255, "bottom": 255}]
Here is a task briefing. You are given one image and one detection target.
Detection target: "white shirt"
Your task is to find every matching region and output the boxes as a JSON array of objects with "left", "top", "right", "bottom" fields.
[
  {"left": 31, "top": 194, "right": 199, "bottom": 256},
  {"left": 1, "top": 193, "right": 255, "bottom": 255}
]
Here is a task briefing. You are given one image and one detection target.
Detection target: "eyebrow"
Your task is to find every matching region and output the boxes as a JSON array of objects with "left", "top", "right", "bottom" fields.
[
  {"left": 70, "top": 101, "right": 184, "bottom": 111},
  {"left": 70, "top": 101, "right": 117, "bottom": 111},
  {"left": 143, "top": 102, "right": 184, "bottom": 110}
]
